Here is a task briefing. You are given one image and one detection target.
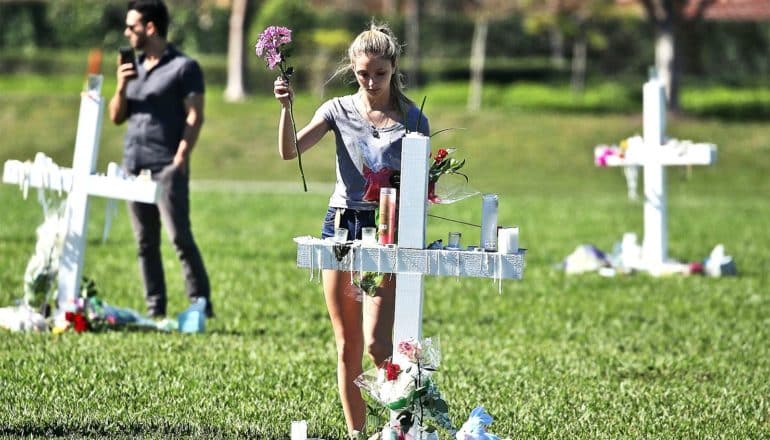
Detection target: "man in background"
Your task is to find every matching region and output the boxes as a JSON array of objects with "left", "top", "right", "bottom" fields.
[{"left": 108, "top": 0, "right": 213, "bottom": 318}]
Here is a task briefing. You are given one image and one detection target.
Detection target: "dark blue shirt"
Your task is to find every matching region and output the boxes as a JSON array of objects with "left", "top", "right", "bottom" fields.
[{"left": 123, "top": 44, "right": 204, "bottom": 174}]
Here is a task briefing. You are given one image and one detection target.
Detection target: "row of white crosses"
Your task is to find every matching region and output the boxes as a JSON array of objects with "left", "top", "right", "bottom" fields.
[
  {"left": 295, "top": 132, "right": 526, "bottom": 361},
  {"left": 594, "top": 73, "right": 717, "bottom": 275},
  {"left": 2, "top": 74, "right": 160, "bottom": 319}
]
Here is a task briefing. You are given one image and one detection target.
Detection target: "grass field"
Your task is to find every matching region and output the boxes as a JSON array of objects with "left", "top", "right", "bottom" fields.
[{"left": 1, "top": 74, "right": 769, "bottom": 438}]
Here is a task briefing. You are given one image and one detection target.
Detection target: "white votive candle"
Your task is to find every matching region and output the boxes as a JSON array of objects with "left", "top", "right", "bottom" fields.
[
  {"left": 497, "top": 227, "right": 519, "bottom": 254},
  {"left": 291, "top": 420, "right": 307, "bottom": 440}
]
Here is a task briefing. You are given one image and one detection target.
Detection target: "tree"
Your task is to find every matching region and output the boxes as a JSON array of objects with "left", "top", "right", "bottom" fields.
[
  {"left": 463, "top": 0, "right": 519, "bottom": 111},
  {"left": 224, "top": 0, "right": 248, "bottom": 101},
  {"left": 404, "top": 0, "right": 424, "bottom": 88},
  {"left": 521, "top": 0, "right": 617, "bottom": 92},
  {"left": 639, "top": 0, "right": 716, "bottom": 111}
]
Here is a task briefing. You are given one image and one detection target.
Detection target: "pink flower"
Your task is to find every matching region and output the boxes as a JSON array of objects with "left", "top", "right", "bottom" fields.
[
  {"left": 255, "top": 25, "right": 306, "bottom": 191},
  {"left": 255, "top": 26, "right": 292, "bottom": 71},
  {"left": 266, "top": 52, "right": 282, "bottom": 69},
  {"left": 397, "top": 338, "right": 422, "bottom": 362},
  {"left": 595, "top": 146, "right": 616, "bottom": 167}
]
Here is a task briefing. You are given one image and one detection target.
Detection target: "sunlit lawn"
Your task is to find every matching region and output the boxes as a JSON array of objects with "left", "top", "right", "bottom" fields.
[{"left": 0, "top": 74, "right": 768, "bottom": 438}]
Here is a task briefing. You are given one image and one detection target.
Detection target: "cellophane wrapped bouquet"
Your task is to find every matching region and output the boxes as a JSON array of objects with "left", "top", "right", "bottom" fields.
[{"left": 355, "top": 337, "right": 455, "bottom": 439}]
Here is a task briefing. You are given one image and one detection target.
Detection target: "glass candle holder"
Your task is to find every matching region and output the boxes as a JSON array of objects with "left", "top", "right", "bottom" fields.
[
  {"left": 378, "top": 187, "right": 397, "bottom": 245},
  {"left": 361, "top": 226, "right": 377, "bottom": 244},
  {"left": 334, "top": 227, "right": 348, "bottom": 243},
  {"left": 446, "top": 231, "right": 462, "bottom": 249},
  {"left": 480, "top": 193, "right": 499, "bottom": 251}
]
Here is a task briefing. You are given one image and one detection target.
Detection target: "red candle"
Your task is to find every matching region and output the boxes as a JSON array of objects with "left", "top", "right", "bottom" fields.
[{"left": 378, "top": 187, "right": 397, "bottom": 245}]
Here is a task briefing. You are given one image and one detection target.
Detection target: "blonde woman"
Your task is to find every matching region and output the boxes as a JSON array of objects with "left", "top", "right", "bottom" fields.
[{"left": 272, "top": 22, "right": 430, "bottom": 436}]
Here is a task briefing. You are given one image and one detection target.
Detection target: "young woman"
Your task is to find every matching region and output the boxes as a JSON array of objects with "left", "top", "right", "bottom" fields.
[{"left": 273, "top": 22, "right": 430, "bottom": 436}]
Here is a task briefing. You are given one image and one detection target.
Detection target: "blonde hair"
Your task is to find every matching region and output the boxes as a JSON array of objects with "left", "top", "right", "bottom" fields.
[{"left": 331, "top": 21, "right": 411, "bottom": 113}]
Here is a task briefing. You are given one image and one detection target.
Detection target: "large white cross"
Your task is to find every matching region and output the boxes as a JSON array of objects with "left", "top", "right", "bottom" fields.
[
  {"left": 594, "top": 75, "right": 717, "bottom": 274},
  {"left": 2, "top": 74, "right": 160, "bottom": 316},
  {"left": 294, "top": 133, "right": 525, "bottom": 358}
]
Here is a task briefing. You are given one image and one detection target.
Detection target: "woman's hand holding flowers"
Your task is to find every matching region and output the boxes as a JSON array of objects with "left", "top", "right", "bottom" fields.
[{"left": 273, "top": 77, "right": 293, "bottom": 107}]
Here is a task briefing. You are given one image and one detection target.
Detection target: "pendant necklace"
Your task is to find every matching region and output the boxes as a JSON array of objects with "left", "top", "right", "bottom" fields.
[
  {"left": 362, "top": 96, "right": 389, "bottom": 139},
  {"left": 369, "top": 111, "right": 387, "bottom": 139}
]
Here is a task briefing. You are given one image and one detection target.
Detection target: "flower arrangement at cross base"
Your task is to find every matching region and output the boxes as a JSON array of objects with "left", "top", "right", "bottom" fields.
[
  {"left": 356, "top": 337, "right": 506, "bottom": 440},
  {"left": 356, "top": 336, "right": 453, "bottom": 439},
  {"left": 256, "top": 25, "right": 308, "bottom": 192},
  {"left": 23, "top": 196, "right": 67, "bottom": 310},
  {"left": 54, "top": 277, "right": 176, "bottom": 334}
]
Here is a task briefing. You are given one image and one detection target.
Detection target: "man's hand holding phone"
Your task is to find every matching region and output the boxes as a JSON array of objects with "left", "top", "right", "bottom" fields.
[{"left": 118, "top": 47, "right": 137, "bottom": 82}]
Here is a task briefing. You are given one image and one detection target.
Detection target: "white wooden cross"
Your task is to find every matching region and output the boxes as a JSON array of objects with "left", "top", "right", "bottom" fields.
[
  {"left": 2, "top": 74, "right": 160, "bottom": 317},
  {"left": 594, "top": 74, "right": 717, "bottom": 275},
  {"left": 294, "top": 133, "right": 525, "bottom": 358}
]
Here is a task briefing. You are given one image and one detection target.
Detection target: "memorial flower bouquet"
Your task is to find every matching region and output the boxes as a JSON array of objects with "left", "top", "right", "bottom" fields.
[
  {"left": 56, "top": 277, "right": 173, "bottom": 333},
  {"left": 23, "top": 200, "right": 66, "bottom": 309},
  {"left": 256, "top": 25, "right": 307, "bottom": 191},
  {"left": 428, "top": 147, "right": 467, "bottom": 203},
  {"left": 355, "top": 337, "right": 456, "bottom": 439}
]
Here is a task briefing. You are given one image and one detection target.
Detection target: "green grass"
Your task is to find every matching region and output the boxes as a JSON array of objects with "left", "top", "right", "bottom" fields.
[{"left": 0, "top": 74, "right": 769, "bottom": 438}]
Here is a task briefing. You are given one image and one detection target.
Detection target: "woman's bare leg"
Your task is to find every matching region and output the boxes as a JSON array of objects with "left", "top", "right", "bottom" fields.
[
  {"left": 323, "top": 269, "right": 365, "bottom": 434},
  {"left": 364, "top": 274, "right": 396, "bottom": 366}
]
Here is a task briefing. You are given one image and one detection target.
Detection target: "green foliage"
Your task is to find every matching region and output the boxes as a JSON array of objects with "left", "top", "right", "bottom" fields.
[
  {"left": 250, "top": 0, "right": 316, "bottom": 56},
  {"left": 170, "top": 3, "right": 231, "bottom": 54}
]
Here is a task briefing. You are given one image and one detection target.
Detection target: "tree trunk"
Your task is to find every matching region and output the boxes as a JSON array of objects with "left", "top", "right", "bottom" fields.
[
  {"left": 654, "top": 22, "right": 678, "bottom": 111},
  {"left": 467, "top": 16, "right": 488, "bottom": 112},
  {"left": 570, "top": 37, "right": 586, "bottom": 93},
  {"left": 549, "top": 26, "right": 566, "bottom": 70},
  {"left": 224, "top": 0, "right": 247, "bottom": 102},
  {"left": 405, "top": 0, "right": 422, "bottom": 88}
]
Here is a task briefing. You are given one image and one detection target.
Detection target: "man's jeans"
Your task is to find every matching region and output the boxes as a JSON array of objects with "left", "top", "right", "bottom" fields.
[{"left": 127, "top": 164, "right": 212, "bottom": 317}]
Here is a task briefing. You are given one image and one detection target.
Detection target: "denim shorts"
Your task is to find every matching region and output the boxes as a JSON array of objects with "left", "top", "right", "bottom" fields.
[{"left": 320, "top": 207, "right": 376, "bottom": 241}]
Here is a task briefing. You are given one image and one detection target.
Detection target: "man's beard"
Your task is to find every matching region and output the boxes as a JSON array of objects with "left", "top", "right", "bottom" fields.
[{"left": 133, "top": 34, "right": 147, "bottom": 51}]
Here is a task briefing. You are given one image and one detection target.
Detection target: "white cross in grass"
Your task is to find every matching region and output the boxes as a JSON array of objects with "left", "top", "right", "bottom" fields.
[{"left": 2, "top": 74, "right": 159, "bottom": 319}]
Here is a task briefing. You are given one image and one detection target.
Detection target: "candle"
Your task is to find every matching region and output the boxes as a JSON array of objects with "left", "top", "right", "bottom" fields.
[
  {"left": 361, "top": 226, "right": 377, "bottom": 244},
  {"left": 446, "top": 231, "right": 462, "bottom": 249},
  {"left": 290, "top": 420, "right": 307, "bottom": 440},
  {"left": 480, "top": 193, "right": 498, "bottom": 251},
  {"left": 378, "top": 187, "right": 397, "bottom": 245},
  {"left": 497, "top": 227, "right": 519, "bottom": 254}
]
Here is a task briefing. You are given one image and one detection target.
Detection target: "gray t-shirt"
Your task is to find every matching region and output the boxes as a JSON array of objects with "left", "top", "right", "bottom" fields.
[
  {"left": 123, "top": 45, "right": 205, "bottom": 174},
  {"left": 316, "top": 94, "right": 430, "bottom": 210}
]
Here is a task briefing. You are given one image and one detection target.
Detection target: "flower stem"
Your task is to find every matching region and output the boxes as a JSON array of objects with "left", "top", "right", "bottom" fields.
[
  {"left": 286, "top": 102, "right": 308, "bottom": 192},
  {"left": 280, "top": 65, "right": 307, "bottom": 192}
]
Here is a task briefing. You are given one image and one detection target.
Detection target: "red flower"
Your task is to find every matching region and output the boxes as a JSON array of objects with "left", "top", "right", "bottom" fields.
[
  {"left": 384, "top": 360, "right": 401, "bottom": 381},
  {"left": 433, "top": 148, "right": 448, "bottom": 164},
  {"left": 72, "top": 313, "right": 89, "bottom": 332}
]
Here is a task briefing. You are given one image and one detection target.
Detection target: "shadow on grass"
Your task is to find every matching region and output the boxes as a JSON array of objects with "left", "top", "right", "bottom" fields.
[
  {"left": 687, "top": 103, "right": 770, "bottom": 121},
  {"left": 1, "top": 420, "right": 269, "bottom": 439}
]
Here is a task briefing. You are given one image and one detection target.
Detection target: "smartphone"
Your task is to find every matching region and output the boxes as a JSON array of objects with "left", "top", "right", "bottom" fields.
[{"left": 119, "top": 47, "right": 137, "bottom": 73}]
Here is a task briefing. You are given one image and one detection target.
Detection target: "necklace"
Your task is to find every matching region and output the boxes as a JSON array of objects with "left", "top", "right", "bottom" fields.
[{"left": 360, "top": 95, "right": 391, "bottom": 138}]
